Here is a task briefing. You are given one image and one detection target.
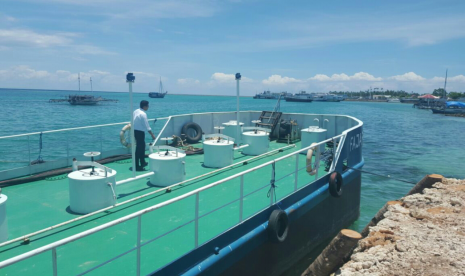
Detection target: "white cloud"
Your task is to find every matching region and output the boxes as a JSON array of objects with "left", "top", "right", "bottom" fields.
[
  {"left": 74, "top": 45, "right": 116, "bottom": 55},
  {"left": 389, "top": 72, "right": 425, "bottom": 81},
  {"left": 309, "top": 72, "right": 382, "bottom": 81},
  {"left": 448, "top": 75, "right": 465, "bottom": 82},
  {"left": 0, "top": 29, "right": 73, "bottom": 48},
  {"left": 262, "top": 75, "right": 301, "bottom": 85},
  {"left": 351, "top": 72, "right": 382, "bottom": 81},
  {"left": 210, "top": 73, "right": 252, "bottom": 83}
]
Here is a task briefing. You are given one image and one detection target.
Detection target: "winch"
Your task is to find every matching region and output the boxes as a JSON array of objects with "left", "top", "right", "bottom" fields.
[
  {"left": 68, "top": 152, "right": 117, "bottom": 214},
  {"left": 149, "top": 137, "right": 186, "bottom": 186}
]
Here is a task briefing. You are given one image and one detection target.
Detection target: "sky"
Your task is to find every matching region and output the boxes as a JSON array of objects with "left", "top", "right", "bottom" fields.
[{"left": 0, "top": 0, "right": 464, "bottom": 95}]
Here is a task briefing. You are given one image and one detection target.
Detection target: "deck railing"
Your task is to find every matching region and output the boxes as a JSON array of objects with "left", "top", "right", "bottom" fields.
[
  {"left": 0, "top": 132, "right": 347, "bottom": 275},
  {"left": 0, "top": 118, "right": 168, "bottom": 178}
]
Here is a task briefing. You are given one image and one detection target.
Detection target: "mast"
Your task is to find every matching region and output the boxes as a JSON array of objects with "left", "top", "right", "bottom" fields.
[
  {"left": 78, "top": 73, "right": 81, "bottom": 91},
  {"left": 159, "top": 77, "right": 163, "bottom": 94},
  {"left": 443, "top": 69, "right": 448, "bottom": 99},
  {"left": 90, "top": 77, "right": 93, "bottom": 92}
]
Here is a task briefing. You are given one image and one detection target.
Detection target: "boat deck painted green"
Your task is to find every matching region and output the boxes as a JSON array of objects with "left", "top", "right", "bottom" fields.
[{"left": 1, "top": 140, "right": 329, "bottom": 275}]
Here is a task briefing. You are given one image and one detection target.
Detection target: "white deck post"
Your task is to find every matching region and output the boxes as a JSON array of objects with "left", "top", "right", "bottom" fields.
[
  {"left": 235, "top": 73, "right": 241, "bottom": 145},
  {"left": 127, "top": 73, "right": 136, "bottom": 178}
]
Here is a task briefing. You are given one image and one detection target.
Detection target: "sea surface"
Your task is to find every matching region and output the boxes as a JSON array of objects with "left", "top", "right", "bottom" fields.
[{"left": 1, "top": 88, "right": 465, "bottom": 232}]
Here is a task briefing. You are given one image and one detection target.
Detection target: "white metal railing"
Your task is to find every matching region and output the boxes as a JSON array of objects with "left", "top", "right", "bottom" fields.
[
  {"left": 0, "top": 132, "right": 348, "bottom": 275},
  {"left": 0, "top": 118, "right": 167, "bottom": 174}
]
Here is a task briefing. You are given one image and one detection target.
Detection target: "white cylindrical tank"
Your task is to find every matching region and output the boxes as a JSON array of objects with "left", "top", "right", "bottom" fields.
[
  {"left": 301, "top": 127, "right": 327, "bottom": 154},
  {"left": 242, "top": 130, "right": 269, "bottom": 156},
  {"left": 68, "top": 168, "right": 117, "bottom": 214},
  {"left": 203, "top": 139, "right": 234, "bottom": 168},
  {"left": 0, "top": 194, "right": 8, "bottom": 242},
  {"left": 222, "top": 121, "right": 244, "bottom": 145},
  {"left": 149, "top": 151, "right": 186, "bottom": 186}
]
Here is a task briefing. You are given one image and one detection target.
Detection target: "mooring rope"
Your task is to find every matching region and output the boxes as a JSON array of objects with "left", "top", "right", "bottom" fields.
[
  {"left": 267, "top": 162, "right": 278, "bottom": 204},
  {"left": 345, "top": 166, "right": 417, "bottom": 185},
  {"left": 32, "top": 132, "right": 44, "bottom": 164}
]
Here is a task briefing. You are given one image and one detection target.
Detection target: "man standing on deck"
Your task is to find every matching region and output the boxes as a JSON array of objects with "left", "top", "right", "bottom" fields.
[{"left": 133, "top": 100, "right": 156, "bottom": 171}]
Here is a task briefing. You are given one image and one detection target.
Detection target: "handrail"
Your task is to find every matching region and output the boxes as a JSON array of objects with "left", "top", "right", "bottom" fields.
[{"left": 0, "top": 117, "right": 168, "bottom": 140}]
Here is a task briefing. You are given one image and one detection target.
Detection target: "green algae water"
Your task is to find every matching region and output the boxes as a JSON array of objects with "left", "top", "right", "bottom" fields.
[{"left": 1, "top": 88, "right": 464, "bottom": 233}]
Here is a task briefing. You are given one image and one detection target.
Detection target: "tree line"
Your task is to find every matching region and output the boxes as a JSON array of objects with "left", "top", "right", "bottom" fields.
[{"left": 329, "top": 88, "right": 464, "bottom": 99}]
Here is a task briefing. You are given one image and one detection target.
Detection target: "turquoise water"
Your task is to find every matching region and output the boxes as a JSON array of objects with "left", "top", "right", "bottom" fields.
[{"left": 1, "top": 88, "right": 464, "bottom": 232}]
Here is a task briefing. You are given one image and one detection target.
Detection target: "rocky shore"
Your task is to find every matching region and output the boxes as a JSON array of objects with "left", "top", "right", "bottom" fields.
[{"left": 335, "top": 177, "right": 465, "bottom": 276}]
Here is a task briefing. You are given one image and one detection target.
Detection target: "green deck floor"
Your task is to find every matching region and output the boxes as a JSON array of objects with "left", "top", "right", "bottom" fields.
[{"left": 0, "top": 141, "right": 329, "bottom": 275}]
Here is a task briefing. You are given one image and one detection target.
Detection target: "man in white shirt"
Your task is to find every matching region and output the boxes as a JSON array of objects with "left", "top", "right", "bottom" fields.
[{"left": 133, "top": 100, "right": 156, "bottom": 171}]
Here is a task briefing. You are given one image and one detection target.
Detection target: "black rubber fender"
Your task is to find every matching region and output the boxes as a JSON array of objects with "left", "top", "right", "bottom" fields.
[
  {"left": 329, "top": 171, "right": 343, "bottom": 197},
  {"left": 181, "top": 122, "right": 202, "bottom": 144},
  {"left": 267, "top": 209, "right": 289, "bottom": 243}
]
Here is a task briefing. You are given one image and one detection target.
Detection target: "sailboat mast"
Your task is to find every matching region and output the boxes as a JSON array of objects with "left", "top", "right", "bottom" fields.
[
  {"left": 90, "top": 77, "right": 93, "bottom": 92},
  {"left": 78, "top": 73, "right": 81, "bottom": 91},
  {"left": 443, "top": 69, "right": 448, "bottom": 99}
]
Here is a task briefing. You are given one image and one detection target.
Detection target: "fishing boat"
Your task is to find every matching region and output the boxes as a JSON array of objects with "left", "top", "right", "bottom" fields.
[
  {"left": 0, "top": 74, "right": 364, "bottom": 276},
  {"left": 431, "top": 101, "right": 465, "bottom": 114},
  {"left": 284, "top": 91, "right": 313, "bottom": 102},
  {"left": 149, "top": 78, "right": 168, "bottom": 98},
  {"left": 49, "top": 94, "right": 118, "bottom": 105}
]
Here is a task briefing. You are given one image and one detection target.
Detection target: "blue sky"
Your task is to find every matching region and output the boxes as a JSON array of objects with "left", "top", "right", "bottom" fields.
[{"left": 0, "top": 0, "right": 464, "bottom": 95}]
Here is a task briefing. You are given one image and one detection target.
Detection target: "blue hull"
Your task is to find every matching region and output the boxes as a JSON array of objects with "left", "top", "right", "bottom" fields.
[{"left": 156, "top": 161, "right": 363, "bottom": 276}]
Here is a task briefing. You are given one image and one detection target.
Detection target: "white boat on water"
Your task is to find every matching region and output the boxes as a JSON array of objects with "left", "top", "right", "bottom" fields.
[{"left": 388, "top": 98, "right": 400, "bottom": 103}]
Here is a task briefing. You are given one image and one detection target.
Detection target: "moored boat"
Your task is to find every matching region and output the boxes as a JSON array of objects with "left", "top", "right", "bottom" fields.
[
  {"left": 284, "top": 91, "right": 313, "bottom": 102},
  {"left": 49, "top": 94, "right": 118, "bottom": 105},
  {"left": 432, "top": 101, "right": 465, "bottom": 114},
  {"left": 312, "top": 93, "right": 341, "bottom": 102},
  {"left": 253, "top": 91, "right": 290, "bottom": 99}
]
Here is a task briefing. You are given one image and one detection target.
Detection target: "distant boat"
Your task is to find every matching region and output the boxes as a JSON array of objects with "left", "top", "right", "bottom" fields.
[
  {"left": 388, "top": 98, "right": 400, "bottom": 103},
  {"left": 285, "top": 91, "right": 313, "bottom": 102},
  {"left": 253, "top": 91, "right": 290, "bottom": 99},
  {"left": 312, "top": 94, "right": 340, "bottom": 102},
  {"left": 49, "top": 95, "right": 118, "bottom": 105},
  {"left": 432, "top": 101, "right": 465, "bottom": 114},
  {"left": 149, "top": 78, "right": 168, "bottom": 98},
  {"left": 400, "top": 98, "right": 419, "bottom": 104}
]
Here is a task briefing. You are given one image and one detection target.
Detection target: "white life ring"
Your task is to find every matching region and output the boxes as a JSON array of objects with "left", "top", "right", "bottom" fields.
[
  {"left": 120, "top": 124, "right": 132, "bottom": 148},
  {"left": 306, "top": 143, "right": 318, "bottom": 176}
]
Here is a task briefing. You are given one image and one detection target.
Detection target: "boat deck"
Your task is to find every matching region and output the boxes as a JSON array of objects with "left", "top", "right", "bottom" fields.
[{"left": 0, "top": 140, "right": 329, "bottom": 275}]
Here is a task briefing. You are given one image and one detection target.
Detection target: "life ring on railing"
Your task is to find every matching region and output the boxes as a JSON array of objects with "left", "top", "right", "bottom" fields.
[
  {"left": 181, "top": 122, "right": 202, "bottom": 144},
  {"left": 329, "top": 171, "right": 343, "bottom": 198},
  {"left": 120, "top": 124, "right": 132, "bottom": 148},
  {"left": 306, "top": 143, "right": 318, "bottom": 176},
  {"left": 267, "top": 209, "right": 289, "bottom": 243}
]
